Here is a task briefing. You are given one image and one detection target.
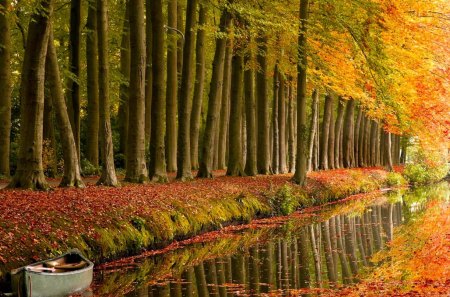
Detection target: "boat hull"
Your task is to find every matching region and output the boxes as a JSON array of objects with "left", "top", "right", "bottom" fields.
[{"left": 11, "top": 250, "right": 93, "bottom": 297}]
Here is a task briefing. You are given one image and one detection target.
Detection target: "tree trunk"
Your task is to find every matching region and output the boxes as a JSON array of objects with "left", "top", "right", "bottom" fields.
[
  {"left": 288, "top": 83, "right": 295, "bottom": 173},
  {"left": 364, "top": 117, "right": 371, "bottom": 166},
  {"left": 343, "top": 99, "right": 355, "bottom": 168},
  {"left": 272, "top": 65, "right": 280, "bottom": 174},
  {"left": 227, "top": 54, "right": 245, "bottom": 176},
  {"left": 353, "top": 106, "right": 362, "bottom": 168},
  {"left": 0, "top": 0, "right": 12, "bottom": 177},
  {"left": 293, "top": 0, "right": 309, "bottom": 185},
  {"left": 118, "top": 3, "right": 130, "bottom": 157},
  {"left": 197, "top": 7, "right": 231, "bottom": 178},
  {"left": 370, "top": 121, "right": 378, "bottom": 166},
  {"left": 9, "top": 0, "right": 52, "bottom": 190},
  {"left": 67, "top": 0, "right": 81, "bottom": 160},
  {"left": 334, "top": 98, "right": 345, "bottom": 169},
  {"left": 190, "top": 5, "right": 207, "bottom": 170},
  {"left": 218, "top": 38, "right": 233, "bottom": 170},
  {"left": 359, "top": 113, "right": 366, "bottom": 167},
  {"left": 320, "top": 94, "right": 332, "bottom": 170},
  {"left": 278, "top": 74, "right": 287, "bottom": 173},
  {"left": 125, "top": 0, "right": 148, "bottom": 182},
  {"left": 43, "top": 91, "right": 57, "bottom": 178},
  {"left": 86, "top": 0, "right": 99, "bottom": 168},
  {"left": 327, "top": 95, "right": 335, "bottom": 169},
  {"left": 308, "top": 89, "right": 319, "bottom": 172},
  {"left": 256, "top": 35, "right": 271, "bottom": 175},
  {"left": 384, "top": 131, "right": 394, "bottom": 171},
  {"left": 144, "top": 0, "right": 152, "bottom": 145},
  {"left": 149, "top": 0, "right": 168, "bottom": 182},
  {"left": 96, "top": 0, "right": 119, "bottom": 186},
  {"left": 244, "top": 55, "right": 257, "bottom": 176},
  {"left": 46, "top": 30, "right": 84, "bottom": 187},
  {"left": 176, "top": 0, "right": 197, "bottom": 180},
  {"left": 166, "top": 0, "right": 178, "bottom": 172}
]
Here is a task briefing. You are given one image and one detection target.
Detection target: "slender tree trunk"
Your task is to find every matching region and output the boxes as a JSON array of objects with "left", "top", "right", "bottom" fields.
[
  {"left": 256, "top": 35, "right": 271, "bottom": 175},
  {"left": 145, "top": 0, "right": 153, "bottom": 145},
  {"left": 244, "top": 55, "right": 257, "bottom": 176},
  {"left": 400, "top": 137, "right": 407, "bottom": 164},
  {"left": 359, "top": 113, "right": 366, "bottom": 167},
  {"left": 354, "top": 106, "right": 362, "bottom": 168},
  {"left": 125, "top": 0, "right": 148, "bottom": 182},
  {"left": 149, "top": 0, "right": 168, "bottom": 182},
  {"left": 293, "top": 0, "right": 309, "bottom": 185},
  {"left": 176, "top": 0, "right": 197, "bottom": 180},
  {"left": 384, "top": 131, "right": 394, "bottom": 171},
  {"left": 46, "top": 30, "right": 84, "bottom": 187},
  {"left": 288, "top": 82, "right": 295, "bottom": 172},
  {"left": 272, "top": 65, "right": 280, "bottom": 174},
  {"left": 370, "top": 121, "right": 378, "bottom": 166},
  {"left": 227, "top": 54, "right": 245, "bottom": 176},
  {"left": 308, "top": 90, "right": 319, "bottom": 171},
  {"left": 343, "top": 99, "right": 355, "bottom": 168},
  {"left": 177, "top": 0, "right": 184, "bottom": 79},
  {"left": 278, "top": 75, "right": 287, "bottom": 173},
  {"left": 197, "top": 6, "right": 231, "bottom": 178},
  {"left": 166, "top": 0, "right": 178, "bottom": 172},
  {"left": 218, "top": 38, "right": 233, "bottom": 169},
  {"left": 96, "top": 0, "right": 118, "bottom": 186},
  {"left": 118, "top": 3, "right": 130, "bottom": 157},
  {"left": 328, "top": 95, "right": 335, "bottom": 169},
  {"left": 0, "top": 0, "right": 12, "bottom": 177},
  {"left": 9, "top": 0, "right": 52, "bottom": 190},
  {"left": 43, "top": 91, "right": 57, "bottom": 178},
  {"left": 334, "top": 98, "right": 345, "bottom": 169},
  {"left": 86, "top": 0, "right": 99, "bottom": 168},
  {"left": 320, "top": 94, "right": 332, "bottom": 170},
  {"left": 190, "top": 5, "right": 207, "bottom": 170},
  {"left": 67, "top": 0, "right": 81, "bottom": 160},
  {"left": 364, "top": 117, "right": 371, "bottom": 166}
]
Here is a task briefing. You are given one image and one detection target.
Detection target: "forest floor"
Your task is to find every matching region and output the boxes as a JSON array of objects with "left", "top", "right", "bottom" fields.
[{"left": 0, "top": 167, "right": 402, "bottom": 287}]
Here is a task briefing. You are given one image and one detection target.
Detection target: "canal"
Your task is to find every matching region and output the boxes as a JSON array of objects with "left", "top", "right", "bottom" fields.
[{"left": 92, "top": 182, "right": 449, "bottom": 296}]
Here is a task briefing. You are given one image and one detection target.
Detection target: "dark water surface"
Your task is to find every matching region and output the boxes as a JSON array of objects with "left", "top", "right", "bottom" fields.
[{"left": 93, "top": 182, "right": 449, "bottom": 296}]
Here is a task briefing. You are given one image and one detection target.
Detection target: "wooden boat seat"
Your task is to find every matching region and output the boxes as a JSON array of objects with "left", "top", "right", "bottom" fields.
[{"left": 44, "top": 260, "right": 88, "bottom": 270}]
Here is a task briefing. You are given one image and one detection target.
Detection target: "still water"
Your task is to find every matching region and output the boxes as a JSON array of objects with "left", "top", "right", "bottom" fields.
[{"left": 93, "top": 182, "right": 449, "bottom": 296}]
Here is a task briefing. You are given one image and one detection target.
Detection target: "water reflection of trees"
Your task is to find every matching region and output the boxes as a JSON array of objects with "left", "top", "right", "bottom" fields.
[{"left": 126, "top": 202, "right": 404, "bottom": 296}]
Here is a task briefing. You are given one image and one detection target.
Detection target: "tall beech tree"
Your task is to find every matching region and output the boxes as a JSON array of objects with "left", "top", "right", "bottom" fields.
[
  {"left": 177, "top": 0, "right": 198, "bottom": 180},
  {"left": 293, "top": 0, "right": 309, "bottom": 185},
  {"left": 226, "top": 54, "right": 245, "bottom": 176},
  {"left": 149, "top": 0, "right": 168, "bottom": 182},
  {"left": 46, "top": 29, "right": 84, "bottom": 187},
  {"left": 118, "top": 3, "right": 130, "bottom": 157},
  {"left": 166, "top": 0, "right": 178, "bottom": 172},
  {"left": 218, "top": 38, "right": 233, "bottom": 170},
  {"left": 327, "top": 95, "right": 336, "bottom": 169},
  {"left": 125, "top": 0, "right": 148, "bottom": 182},
  {"left": 96, "top": 0, "right": 119, "bottom": 186},
  {"left": 244, "top": 54, "right": 257, "bottom": 176},
  {"left": 86, "top": 0, "right": 99, "bottom": 168},
  {"left": 334, "top": 98, "right": 346, "bottom": 169},
  {"left": 9, "top": 0, "right": 53, "bottom": 189},
  {"left": 343, "top": 99, "right": 355, "bottom": 168},
  {"left": 145, "top": 0, "right": 153, "bottom": 144},
  {"left": 320, "top": 94, "right": 332, "bottom": 170},
  {"left": 0, "top": 0, "right": 11, "bottom": 177},
  {"left": 67, "top": 0, "right": 82, "bottom": 159},
  {"left": 308, "top": 90, "right": 319, "bottom": 172},
  {"left": 278, "top": 74, "right": 287, "bottom": 174},
  {"left": 190, "top": 5, "right": 207, "bottom": 170},
  {"left": 272, "top": 65, "right": 280, "bottom": 174},
  {"left": 256, "top": 35, "right": 271, "bottom": 175},
  {"left": 197, "top": 5, "right": 231, "bottom": 178}
]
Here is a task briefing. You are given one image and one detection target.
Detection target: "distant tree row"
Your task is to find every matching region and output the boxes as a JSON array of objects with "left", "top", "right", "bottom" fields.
[{"left": 0, "top": 0, "right": 445, "bottom": 190}]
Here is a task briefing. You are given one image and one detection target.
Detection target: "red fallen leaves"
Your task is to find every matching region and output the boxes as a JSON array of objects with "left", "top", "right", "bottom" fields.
[{"left": 0, "top": 168, "right": 393, "bottom": 273}]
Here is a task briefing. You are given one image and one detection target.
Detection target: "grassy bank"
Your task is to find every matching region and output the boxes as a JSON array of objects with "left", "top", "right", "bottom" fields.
[{"left": 0, "top": 167, "right": 401, "bottom": 283}]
